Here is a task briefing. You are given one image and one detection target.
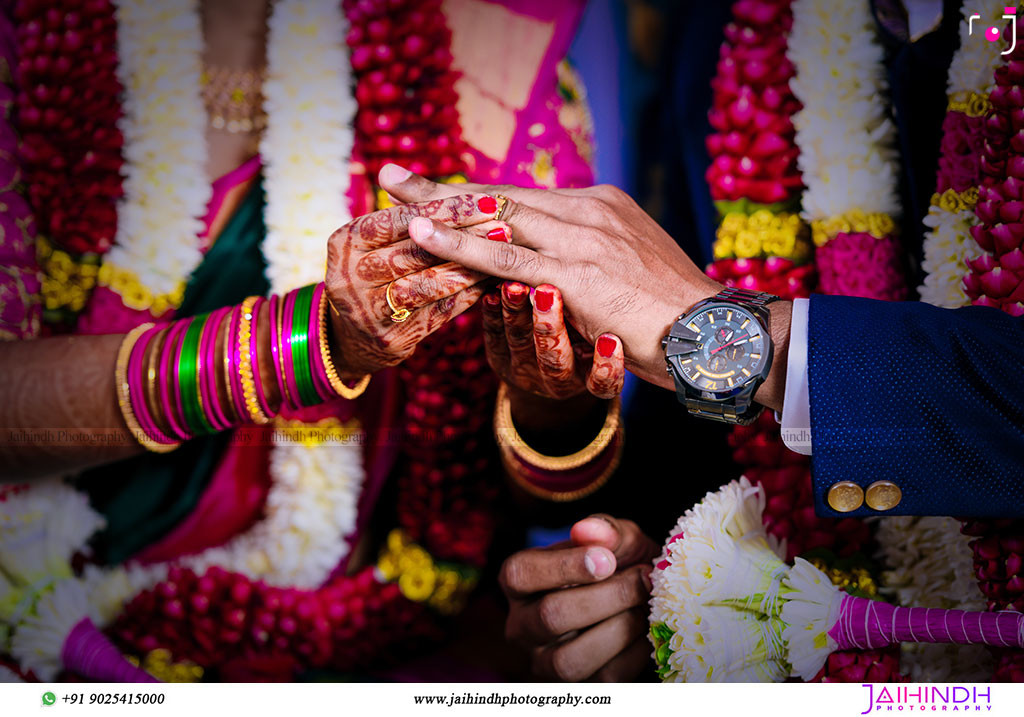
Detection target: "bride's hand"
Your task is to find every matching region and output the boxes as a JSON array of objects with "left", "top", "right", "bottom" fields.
[
  {"left": 324, "top": 193, "right": 505, "bottom": 378},
  {"left": 485, "top": 281, "right": 624, "bottom": 401}
]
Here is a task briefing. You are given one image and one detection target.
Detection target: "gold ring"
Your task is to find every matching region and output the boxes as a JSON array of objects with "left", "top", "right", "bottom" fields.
[
  {"left": 493, "top": 194, "right": 510, "bottom": 222},
  {"left": 385, "top": 281, "right": 411, "bottom": 323}
]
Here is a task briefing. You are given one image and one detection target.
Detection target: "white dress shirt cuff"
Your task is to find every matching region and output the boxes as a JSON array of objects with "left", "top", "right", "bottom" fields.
[{"left": 779, "top": 297, "right": 812, "bottom": 455}]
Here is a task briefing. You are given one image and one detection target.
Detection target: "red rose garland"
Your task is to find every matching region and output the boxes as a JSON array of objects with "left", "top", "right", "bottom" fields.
[
  {"left": 112, "top": 566, "right": 436, "bottom": 676},
  {"left": 110, "top": 1, "right": 496, "bottom": 679},
  {"left": 345, "top": 0, "right": 465, "bottom": 181},
  {"left": 959, "top": 18, "right": 1024, "bottom": 683},
  {"left": 704, "top": 0, "right": 877, "bottom": 564},
  {"left": 704, "top": 0, "right": 900, "bottom": 684},
  {"left": 345, "top": 0, "right": 497, "bottom": 568},
  {"left": 13, "top": 0, "right": 123, "bottom": 256},
  {"left": 965, "top": 56, "right": 1024, "bottom": 316},
  {"left": 705, "top": 0, "right": 802, "bottom": 206}
]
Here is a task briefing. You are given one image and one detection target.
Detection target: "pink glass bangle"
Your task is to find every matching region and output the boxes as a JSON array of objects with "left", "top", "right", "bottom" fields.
[
  {"left": 280, "top": 288, "right": 302, "bottom": 412},
  {"left": 248, "top": 296, "right": 275, "bottom": 419},
  {"left": 268, "top": 293, "right": 291, "bottom": 411},
  {"left": 200, "top": 307, "right": 233, "bottom": 431},
  {"left": 307, "top": 283, "right": 335, "bottom": 401},
  {"left": 159, "top": 319, "right": 192, "bottom": 441},
  {"left": 226, "top": 303, "right": 249, "bottom": 422},
  {"left": 127, "top": 324, "right": 178, "bottom": 446}
]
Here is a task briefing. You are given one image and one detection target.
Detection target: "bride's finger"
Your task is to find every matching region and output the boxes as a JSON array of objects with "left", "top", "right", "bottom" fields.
[
  {"left": 502, "top": 281, "right": 536, "bottom": 375},
  {"left": 334, "top": 192, "right": 498, "bottom": 252},
  {"left": 482, "top": 291, "right": 510, "bottom": 376},
  {"left": 586, "top": 334, "right": 625, "bottom": 400},
  {"left": 369, "top": 262, "right": 486, "bottom": 324},
  {"left": 531, "top": 285, "right": 579, "bottom": 398}
]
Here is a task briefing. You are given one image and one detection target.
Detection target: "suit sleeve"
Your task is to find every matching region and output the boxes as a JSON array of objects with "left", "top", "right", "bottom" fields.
[{"left": 807, "top": 294, "right": 1024, "bottom": 518}]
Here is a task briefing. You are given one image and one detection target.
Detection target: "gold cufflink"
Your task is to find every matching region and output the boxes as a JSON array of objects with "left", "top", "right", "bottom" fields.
[
  {"left": 865, "top": 480, "right": 902, "bottom": 511},
  {"left": 827, "top": 481, "right": 864, "bottom": 513}
]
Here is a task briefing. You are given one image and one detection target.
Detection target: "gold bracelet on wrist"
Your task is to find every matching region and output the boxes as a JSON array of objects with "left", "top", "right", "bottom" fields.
[
  {"left": 493, "top": 382, "right": 621, "bottom": 472},
  {"left": 500, "top": 423, "right": 624, "bottom": 502},
  {"left": 318, "top": 288, "right": 370, "bottom": 400},
  {"left": 238, "top": 295, "right": 270, "bottom": 424},
  {"left": 116, "top": 322, "right": 179, "bottom": 453}
]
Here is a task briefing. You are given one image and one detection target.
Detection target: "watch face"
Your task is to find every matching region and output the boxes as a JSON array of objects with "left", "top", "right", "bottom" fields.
[{"left": 665, "top": 303, "right": 770, "bottom": 395}]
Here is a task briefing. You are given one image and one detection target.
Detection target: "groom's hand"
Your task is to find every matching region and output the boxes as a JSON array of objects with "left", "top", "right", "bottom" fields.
[
  {"left": 499, "top": 515, "right": 658, "bottom": 682},
  {"left": 378, "top": 164, "right": 791, "bottom": 413}
]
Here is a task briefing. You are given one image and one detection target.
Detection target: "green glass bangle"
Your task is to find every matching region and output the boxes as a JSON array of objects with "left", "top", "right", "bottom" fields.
[
  {"left": 289, "top": 285, "right": 321, "bottom": 407},
  {"left": 177, "top": 313, "right": 214, "bottom": 435}
]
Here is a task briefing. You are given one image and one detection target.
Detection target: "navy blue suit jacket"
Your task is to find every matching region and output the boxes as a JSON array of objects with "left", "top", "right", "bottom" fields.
[{"left": 808, "top": 294, "right": 1024, "bottom": 517}]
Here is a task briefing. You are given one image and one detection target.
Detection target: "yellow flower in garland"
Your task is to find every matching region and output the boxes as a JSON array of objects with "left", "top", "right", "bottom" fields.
[
  {"left": 37, "top": 237, "right": 100, "bottom": 315},
  {"left": 810, "top": 210, "right": 896, "bottom": 247},
  {"left": 377, "top": 529, "right": 479, "bottom": 616},
  {"left": 713, "top": 210, "right": 811, "bottom": 262}
]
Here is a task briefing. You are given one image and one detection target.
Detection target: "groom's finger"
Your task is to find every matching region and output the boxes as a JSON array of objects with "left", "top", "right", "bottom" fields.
[
  {"left": 407, "top": 217, "right": 556, "bottom": 286},
  {"left": 378, "top": 163, "right": 579, "bottom": 218}
]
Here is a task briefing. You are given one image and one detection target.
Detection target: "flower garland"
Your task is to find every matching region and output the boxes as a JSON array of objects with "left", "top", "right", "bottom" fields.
[
  {"left": 954, "top": 12, "right": 1024, "bottom": 682},
  {"left": 12, "top": 0, "right": 123, "bottom": 325},
  {"left": 346, "top": 0, "right": 466, "bottom": 182},
  {"left": 159, "top": 417, "right": 365, "bottom": 589},
  {"left": 874, "top": 5, "right": 1006, "bottom": 683},
  {"left": 919, "top": 5, "right": 1004, "bottom": 309},
  {"left": 97, "top": 0, "right": 209, "bottom": 318},
  {"left": 260, "top": 0, "right": 355, "bottom": 295},
  {"left": 788, "top": 0, "right": 907, "bottom": 301},
  {"left": 963, "top": 44, "right": 1024, "bottom": 315},
  {"left": 2, "top": 0, "right": 498, "bottom": 681},
  {"left": 703, "top": 0, "right": 878, "bottom": 579},
  {"left": 874, "top": 517, "right": 992, "bottom": 682},
  {"left": 345, "top": 0, "right": 497, "bottom": 569},
  {"left": 0, "top": 3, "right": 43, "bottom": 342}
]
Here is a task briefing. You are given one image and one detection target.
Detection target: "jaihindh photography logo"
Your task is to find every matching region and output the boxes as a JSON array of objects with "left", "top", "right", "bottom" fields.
[{"left": 860, "top": 685, "right": 993, "bottom": 713}]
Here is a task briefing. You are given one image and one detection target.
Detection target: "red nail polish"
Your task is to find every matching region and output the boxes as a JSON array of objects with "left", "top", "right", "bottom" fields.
[
  {"left": 503, "top": 282, "right": 527, "bottom": 304},
  {"left": 483, "top": 292, "right": 500, "bottom": 308},
  {"left": 477, "top": 196, "right": 497, "bottom": 214},
  {"left": 533, "top": 288, "right": 554, "bottom": 312},
  {"left": 596, "top": 335, "right": 616, "bottom": 358},
  {"left": 486, "top": 227, "right": 508, "bottom": 242}
]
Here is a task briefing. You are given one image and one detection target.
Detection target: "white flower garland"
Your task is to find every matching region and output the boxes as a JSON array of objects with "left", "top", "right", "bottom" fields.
[
  {"left": 918, "top": 4, "right": 1005, "bottom": 308},
  {"left": 886, "top": 4, "right": 1006, "bottom": 681},
  {"left": 2, "top": 0, "right": 365, "bottom": 678},
  {"left": 788, "top": 0, "right": 901, "bottom": 222},
  {"left": 101, "top": 0, "right": 210, "bottom": 314},
  {"left": 260, "top": 0, "right": 356, "bottom": 295}
]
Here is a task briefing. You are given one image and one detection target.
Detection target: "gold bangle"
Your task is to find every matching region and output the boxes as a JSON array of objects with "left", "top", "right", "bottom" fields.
[
  {"left": 115, "top": 322, "right": 179, "bottom": 453},
  {"left": 238, "top": 296, "right": 270, "bottom": 424},
  {"left": 493, "top": 382, "right": 621, "bottom": 471},
  {"left": 500, "top": 424, "right": 623, "bottom": 502},
  {"left": 318, "top": 289, "right": 370, "bottom": 400}
]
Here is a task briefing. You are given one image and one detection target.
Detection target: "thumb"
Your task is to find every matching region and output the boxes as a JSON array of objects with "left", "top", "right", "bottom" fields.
[
  {"left": 379, "top": 163, "right": 464, "bottom": 203},
  {"left": 569, "top": 514, "right": 659, "bottom": 567}
]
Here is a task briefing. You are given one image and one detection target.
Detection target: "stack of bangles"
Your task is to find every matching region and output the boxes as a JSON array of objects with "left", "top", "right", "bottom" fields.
[
  {"left": 494, "top": 383, "right": 624, "bottom": 502},
  {"left": 114, "top": 282, "right": 371, "bottom": 452}
]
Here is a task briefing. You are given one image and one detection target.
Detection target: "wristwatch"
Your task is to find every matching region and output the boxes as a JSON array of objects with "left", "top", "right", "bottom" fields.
[{"left": 661, "top": 287, "right": 778, "bottom": 425}]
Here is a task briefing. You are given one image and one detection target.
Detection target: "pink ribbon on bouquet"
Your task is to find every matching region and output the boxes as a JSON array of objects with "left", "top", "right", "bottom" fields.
[
  {"left": 62, "top": 618, "right": 158, "bottom": 683},
  {"left": 829, "top": 595, "right": 1024, "bottom": 651}
]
